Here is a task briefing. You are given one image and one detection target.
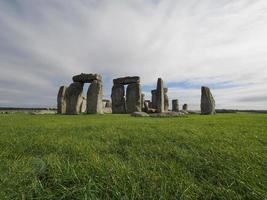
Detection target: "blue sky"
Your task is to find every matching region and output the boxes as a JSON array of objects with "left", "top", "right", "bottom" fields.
[{"left": 0, "top": 0, "right": 267, "bottom": 109}]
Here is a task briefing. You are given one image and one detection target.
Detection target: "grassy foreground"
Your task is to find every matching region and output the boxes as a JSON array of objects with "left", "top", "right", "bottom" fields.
[{"left": 0, "top": 113, "right": 266, "bottom": 200}]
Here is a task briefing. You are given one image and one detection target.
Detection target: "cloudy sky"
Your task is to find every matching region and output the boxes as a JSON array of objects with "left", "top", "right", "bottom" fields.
[{"left": 0, "top": 0, "right": 267, "bottom": 109}]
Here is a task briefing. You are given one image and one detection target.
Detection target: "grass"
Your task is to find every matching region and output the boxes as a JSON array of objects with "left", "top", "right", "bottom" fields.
[{"left": 0, "top": 113, "right": 266, "bottom": 199}]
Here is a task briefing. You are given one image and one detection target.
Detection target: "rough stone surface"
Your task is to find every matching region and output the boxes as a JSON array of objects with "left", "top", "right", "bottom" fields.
[
  {"left": 149, "top": 111, "right": 184, "bottom": 117},
  {"left": 87, "top": 80, "right": 103, "bottom": 114},
  {"left": 57, "top": 86, "right": 68, "bottom": 114},
  {"left": 103, "top": 99, "right": 111, "bottom": 108},
  {"left": 80, "top": 96, "right": 87, "bottom": 113},
  {"left": 201, "top": 86, "right": 216, "bottom": 115},
  {"left": 113, "top": 76, "right": 140, "bottom": 85},
  {"left": 156, "top": 78, "right": 164, "bottom": 113},
  {"left": 182, "top": 104, "right": 188, "bottom": 111},
  {"left": 126, "top": 83, "right": 141, "bottom": 113},
  {"left": 164, "top": 88, "right": 169, "bottom": 111},
  {"left": 172, "top": 99, "right": 179, "bottom": 112},
  {"left": 72, "top": 73, "right": 102, "bottom": 83},
  {"left": 65, "top": 82, "right": 84, "bottom": 114},
  {"left": 111, "top": 84, "right": 126, "bottom": 113},
  {"left": 151, "top": 90, "right": 157, "bottom": 109},
  {"left": 141, "top": 93, "right": 145, "bottom": 110},
  {"left": 131, "top": 112, "right": 150, "bottom": 117}
]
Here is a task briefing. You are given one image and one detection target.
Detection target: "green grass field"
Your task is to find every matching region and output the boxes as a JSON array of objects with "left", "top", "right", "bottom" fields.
[{"left": 0, "top": 113, "right": 266, "bottom": 199}]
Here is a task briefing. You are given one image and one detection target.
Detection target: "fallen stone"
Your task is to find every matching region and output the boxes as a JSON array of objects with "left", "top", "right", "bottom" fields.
[
  {"left": 149, "top": 111, "right": 184, "bottom": 117},
  {"left": 72, "top": 73, "right": 102, "bottom": 83},
  {"left": 201, "top": 86, "right": 216, "bottom": 115},
  {"left": 113, "top": 76, "right": 140, "bottom": 85},
  {"left": 87, "top": 80, "right": 103, "bottom": 114},
  {"left": 131, "top": 112, "right": 150, "bottom": 117}
]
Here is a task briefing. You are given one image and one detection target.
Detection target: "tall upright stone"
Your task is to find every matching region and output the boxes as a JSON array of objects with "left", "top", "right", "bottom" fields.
[
  {"left": 172, "top": 99, "right": 179, "bottom": 112},
  {"left": 156, "top": 78, "right": 164, "bottom": 113},
  {"left": 141, "top": 93, "right": 145, "bottom": 110},
  {"left": 57, "top": 86, "right": 68, "bottom": 114},
  {"left": 111, "top": 84, "right": 126, "bottom": 113},
  {"left": 164, "top": 88, "right": 169, "bottom": 111},
  {"left": 126, "top": 83, "right": 141, "bottom": 113},
  {"left": 80, "top": 96, "right": 87, "bottom": 113},
  {"left": 183, "top": 104, "right": 188, "bottom": 111},
  {"left": 65, "top": 82, "right": 84, "bottom": 115},
  {"left": 87, "top": 80, "right": 103, "bottom": 114},
  {"left": 151, "top": 90, "right": 157, "bottom": 109},
  {"left": 201, "top": 86, "right": 216, "bottom": 115}
]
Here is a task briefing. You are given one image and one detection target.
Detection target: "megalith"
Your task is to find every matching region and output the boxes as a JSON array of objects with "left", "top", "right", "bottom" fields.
[
  {"left": 141, "top": 93, "right": 145, "bottom": 110},
  {"left": 111, "top": 84, "right": 126, "bottom": 113},
  {"left": 72, "top": 73, "right": 102, "bottom": 83},
  {"left": 57, "top": 86, "right": 68, "bottom": 114},
  {"left": 201, "top": 86, "right": 216, "bottom": 115},
  {"left": 156, "top": 78, "right": 164, "bottom": 113},
  {"left": 172, "top": 99, "right": 179, "bottom": 112},
  {"left": 87, "top": 80, "right": 103, "bottom": 114},
  {"left": 151, "top": 90, "right": 157, "bottom": 109},
  {"left": 65, "top": 82, "right": 84, "bottom": 114},
  {"left": 80, "top": 96, "right": 87, "bottom": 113},
  {"left": 126, "top": 83, "right": 141, "bottom": 113},
  {"left": 183, "top": 104, "right": 188, "bottom": 111},
  {"left": 164, "top": 88, "right": 169, "bottom": 111}
]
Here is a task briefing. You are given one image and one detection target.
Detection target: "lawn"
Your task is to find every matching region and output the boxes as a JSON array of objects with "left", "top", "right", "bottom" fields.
[{"left": 0, "top": 113, "right": 266, "bottom": 199}]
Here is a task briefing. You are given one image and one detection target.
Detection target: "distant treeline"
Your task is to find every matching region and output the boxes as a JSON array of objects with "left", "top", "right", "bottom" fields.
[{"left": 216, "top": 109, "right": 267, "bottom": 114}]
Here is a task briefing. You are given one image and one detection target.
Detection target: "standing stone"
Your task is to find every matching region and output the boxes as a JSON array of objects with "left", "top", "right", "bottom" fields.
[
  {"left": 87, "top": 80, "right": 103, "bottom": 114},
  {"left": 151, "top": 90, "right": 157, "bottom": 109},
  {"left": 65, "top": 82, "right": 84, "bottom": 115},
  {"left": 183, "top": 104, "right": 188, "bottom": 111},
  {"left": 80, "top": 96, "right": 87, "bottom": 113},
  {"left": 156, "top": 78, "right": 164, "bottom": 113},
  {"left": 164, "top": 88, "right": 169, "bottom": 111},
  {"left": 111, "top": 84, "right": 126, "bottom": 113},
  {"left": 126, "top": 83, "right": 141, "bottom": 113},
  {"left": 141, "top": 93, "right": 145, "bottom": 110},
  {"left": 57, "top": 86, "right": 68, "bottom": 114},
  {"left": 201, "top": 86, "right": 216, "bottom": 115},
  {"left": 172, "top": 99, "right": 179, "bottom": 112}
]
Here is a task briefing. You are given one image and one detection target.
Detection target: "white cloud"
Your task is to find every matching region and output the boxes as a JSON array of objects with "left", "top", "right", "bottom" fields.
[{"left": 0, "top": 0, "right": 266, "bottom": 109}]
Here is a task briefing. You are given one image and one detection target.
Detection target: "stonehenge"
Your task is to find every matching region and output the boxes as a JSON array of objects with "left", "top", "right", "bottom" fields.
[
  {"left": 111, "top": 76, "right": 141, "bottom": 114},
  {"left": 201, "top": 86, "right": 216, "bottom": 115},
  {"left": 57, "top": 74, "right": 216, "bottom": 116},
  {"left": 57, "top": 73, "right": 103, "bottom": 115}
]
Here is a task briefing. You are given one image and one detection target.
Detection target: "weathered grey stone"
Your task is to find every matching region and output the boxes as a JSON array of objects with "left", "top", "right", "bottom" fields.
[
  {"left": 113, "top": 76, "right": 140, "bottom": 85},
  {"left": 131, "top": 112, "right": 150, "bottom": 117},
  {"left": 172, "top": 99, "right": 179, "bottom": 112},
  {"left": 111, "top": 84, "right": 126, "bottom": 113},
  {"left": 151, "top": 90, "right": 157, "bottom": 109},
  {"left": 80, "top": 96, "right": 87, "bottom": 113},
  {"left": 66, "top": 82, "right": 84, "bottom": 115},
  {"left": 182, "top": 104, "right": 188, "bottom": 111},
  {"left": 57, "top": 86, "right": 68, "bottom": 114},
  {"left": 156, "top": 78, "right": 164, "bottom": 113},
  {"left": 164, "top": 88, "right": 169, "bottom": 111},
  {"left": 126, "top": 83, "right": 141, "bottom": 113},
  {"left": 141, "top": 93, "right": 145, "bottom": 110},
  {"left": 87, "top": 80, "right": 103, "bottom": 114},
  {"left": 72, "top": 73, "right": 102, "bottom": 83},
  {"left": 201, "top": 86, "right": 216, "bottom": 115},
  {"left": 103, "top": 99, "right": 111, "bottom": 108},
  {"left": 149, "top": 111, "right": 184, "bottom": 117}
]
